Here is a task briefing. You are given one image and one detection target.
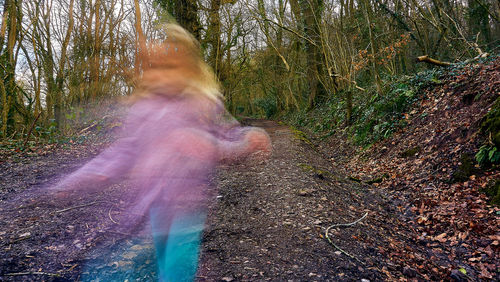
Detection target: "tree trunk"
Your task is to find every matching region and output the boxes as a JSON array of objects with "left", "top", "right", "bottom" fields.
[
  {"left": 134, "top": 0, "right": 146, "bottom": 75},
  {"left": 362, "top": 0, "right": 382, "bottom": 94},
  {"left": 1, "top": 0, "right": 20, "bottom": 137},
  {"left": 176, "top": 0, "right": 201, "bottom": 40},
  {"left": 300, "top": 0, "right": 325, "bottom": 109},
  {"left": 208, "top": 0, "right": 222, "bottom": 79},
  {"left": 90, "top": 0, "right": 102, "bottom": 100},
  {"left": 468, "top": 0, "right": 492, "bottom": 46},
  {"left": 157, "top": 0, "right": 201, "bottom": 40},
  {"left": 54, "top": 0, "right": 75, "bottom": 130}
]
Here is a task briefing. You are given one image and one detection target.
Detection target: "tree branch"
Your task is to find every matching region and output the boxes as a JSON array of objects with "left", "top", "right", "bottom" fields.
[{"left": 416, "top": 55, "right": 451, "bottom": 66}]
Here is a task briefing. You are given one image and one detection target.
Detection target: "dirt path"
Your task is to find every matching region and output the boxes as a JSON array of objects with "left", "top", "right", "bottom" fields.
[
  {"left": 198, "top": 120, "right": 409, "bottom": 281},
  {"left": 1, "top": 120, "right": 418, "bottom": 281}
]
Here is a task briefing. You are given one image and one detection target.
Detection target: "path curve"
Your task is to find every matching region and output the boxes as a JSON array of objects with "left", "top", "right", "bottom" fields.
[{"left": 198, "top": 120, "right": 394, "bottom": 281}]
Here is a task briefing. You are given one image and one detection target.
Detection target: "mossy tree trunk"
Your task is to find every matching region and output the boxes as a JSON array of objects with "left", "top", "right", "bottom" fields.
[
  {"left": 158, "top": 0, "right": 201, "bottom": 41},
  {"left": 0, "top": 0, "right": 21, "bottom": 138},
  {"left": 207, "top": 0, "right": 222, "bottom": 79},
  {"left": 299, "top": 0, "right": 326, "bottom": 109}
]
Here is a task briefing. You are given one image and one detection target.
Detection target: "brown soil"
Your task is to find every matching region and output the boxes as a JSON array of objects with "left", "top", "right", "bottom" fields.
[
  {"left": 199, "top": 120, "right": 408, "bottom": 281},
  {"left": 1, "top": 118, "right": 420, "bottom": 281},
  {"left": 314, "top": 58, "right": 500, "bottom": 280}
]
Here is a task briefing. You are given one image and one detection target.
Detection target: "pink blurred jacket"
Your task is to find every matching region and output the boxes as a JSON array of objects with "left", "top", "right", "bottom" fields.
[{"left": 56, "top": 93, "right": 253, "bottom": 219}]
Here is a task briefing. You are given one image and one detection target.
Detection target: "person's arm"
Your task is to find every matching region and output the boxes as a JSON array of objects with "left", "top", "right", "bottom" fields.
[
  {"left": 210, "top": 102, "right": 271, "bottom": 162},
  {"left": 167, "top": 125, "right": 271, "bottom": 163},
  {"left": 50, "top": 134, "right": 138, "bottom": 196},
  {"left": 217, "top": 127, "right": 271, "bottom": 162},
  {"left": 50, "top": 105, "right": 144, "bottom": 195}
]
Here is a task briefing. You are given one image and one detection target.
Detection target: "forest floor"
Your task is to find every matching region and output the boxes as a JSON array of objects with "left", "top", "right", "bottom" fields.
[
  {"left": 0, "top": 59, "right": 498, "bottom": 281},
  {"left": 312, "top": 58, "right": 500, "bottom": 280},
  {"left": 1, "top": 118, "right": 406, "bottom": 281}
]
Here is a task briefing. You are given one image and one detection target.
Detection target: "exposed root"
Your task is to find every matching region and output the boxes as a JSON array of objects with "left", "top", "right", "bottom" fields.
[
  {"left": 54, "top": 201, "right": 99, "bottom": 214},
  {"left": 324, "top": 212, "right": 368, "bottom": 265},
  {"left": 5, "top": 271, "right": 61, "bottom": 277}
]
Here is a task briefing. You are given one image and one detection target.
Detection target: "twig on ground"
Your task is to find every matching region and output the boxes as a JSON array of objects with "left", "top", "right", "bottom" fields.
[
  {"left": 108, "top": 207, "right": 118, "bottom": 224},
  {"left": 54, "top": 201, "right": 98, "bottom": 214},
  {"left": 325, "top": 212, "right": 368, "bottom": 265},
  {"left": 5, "top": 271, "right": 61, "bottom": 277},
  {"left": 78, "top": 115, "right": 111, "bottom": 134},
  {"left": 62, "top": 263, "right": 79, "bottom": 272},
  {"left": 78, "top": 122, "right": 98, "bottom": 134},
  {"left": 10, "top": 235, "right": 31, "bottom": 244},
  {"left": 68, "top": 263, "right": 78, "bottom": 272},
  {"left": 106, "top": 230, "right": 132, "bottom": 236}
]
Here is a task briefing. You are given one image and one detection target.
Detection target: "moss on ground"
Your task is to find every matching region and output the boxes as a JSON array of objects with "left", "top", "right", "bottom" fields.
[
  {"left": 297, "top": 163, "right": 335, "bottom": 180},
  {"left": 480, "top": 97, "right": 500, "bottom": 148},
  {"left": 290, "top": 127, "right": 313, "bottom": 145},
  {"left": 482, "top": 180, "right": 500, "bottom": 206},
  {"left": 450, "top": 153, "right": 477, "bottom": 183}
]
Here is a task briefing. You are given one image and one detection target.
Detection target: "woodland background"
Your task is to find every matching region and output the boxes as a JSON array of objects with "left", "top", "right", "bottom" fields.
[
  {"left": 0, "top": 0, "right": 499, "bottom": 143},
  {"left": 0, "top": 2, "right": 499, "bottom": 280}
]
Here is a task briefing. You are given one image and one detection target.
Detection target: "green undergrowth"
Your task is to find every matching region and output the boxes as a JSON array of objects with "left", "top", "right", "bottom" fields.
[
  {"left": 297, "top": 163, "right": 336, "bottom": 180},
  {"left": 0, "top": 116, "right": 119, "bottom": 152},
  {"left": 281, "top": 55, "right": 500, "bottom": 204},
  {"left": 476, "top": 96, "right": 500, "bottom": 167},
  {"left": 284, "top": 55, "right": 498, "bottom": 148},
  {"left": 482, "top": 180, "right": 500, "bottom": 206},
  {"left": 289, "top": 126, "right": 313, "bottom": 145},
  {"left": 285, "top": 71, "right": 435, "bottom": 146}
]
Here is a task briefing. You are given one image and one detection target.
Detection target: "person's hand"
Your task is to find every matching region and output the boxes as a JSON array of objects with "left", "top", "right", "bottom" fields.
[
  {"left": 245, "top": 129, "right": 271, "bottom": 159},
  {"left": 52, "top": 188, "right": 71, "bottom": 199}
]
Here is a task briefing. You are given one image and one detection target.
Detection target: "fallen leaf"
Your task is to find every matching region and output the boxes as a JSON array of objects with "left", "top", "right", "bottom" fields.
[{"left": 434, "top": 232, "right": 447, "bottom": 242}]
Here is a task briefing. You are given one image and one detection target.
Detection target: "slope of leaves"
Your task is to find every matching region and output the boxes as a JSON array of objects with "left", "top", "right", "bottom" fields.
[
  {"left": 296, "top": 56, "right": 499, "bottom": 280},
  {"left": 345, "top": 57, "right": 499, "bottom": 280}
]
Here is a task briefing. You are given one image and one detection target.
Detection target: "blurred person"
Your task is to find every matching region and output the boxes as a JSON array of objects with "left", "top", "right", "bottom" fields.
[{"left": 51, "top": 23, "right": 271, "bottom": 281}]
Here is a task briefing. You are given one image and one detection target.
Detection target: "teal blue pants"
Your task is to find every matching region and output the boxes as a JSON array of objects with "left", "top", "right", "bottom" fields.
[{"left": 150, "top": 209, "right": 206, "bottom": 282}]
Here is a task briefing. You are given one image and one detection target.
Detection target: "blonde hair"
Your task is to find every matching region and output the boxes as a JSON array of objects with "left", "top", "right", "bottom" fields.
[{"left": 132, "top": 24, "right": 222, "bottom": 103}]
